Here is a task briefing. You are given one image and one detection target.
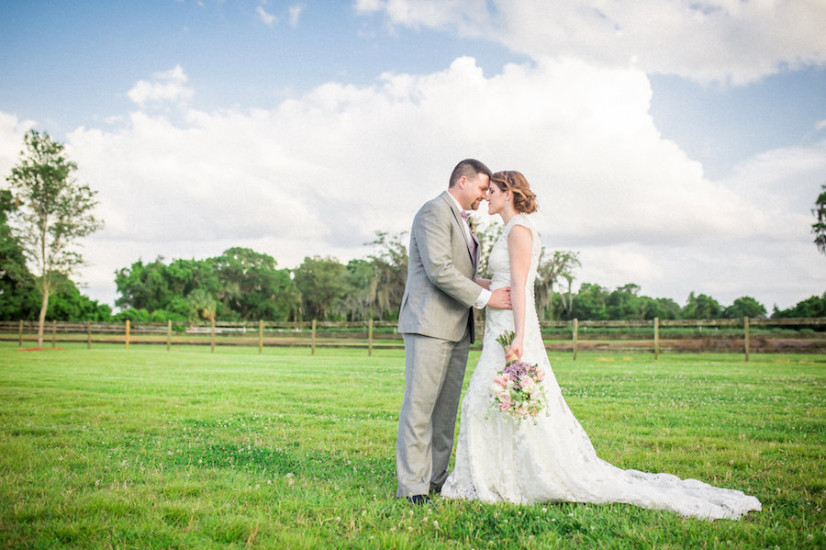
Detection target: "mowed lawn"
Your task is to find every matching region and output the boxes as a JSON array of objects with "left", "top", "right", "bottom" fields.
[{"left": 0, "top": 342, "right": 823, "bottom": 549}]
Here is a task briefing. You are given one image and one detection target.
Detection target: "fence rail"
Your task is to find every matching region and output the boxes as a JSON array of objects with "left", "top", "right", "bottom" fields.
[{"left": 2, "top": 317, "right": 824, "bottom": 359}]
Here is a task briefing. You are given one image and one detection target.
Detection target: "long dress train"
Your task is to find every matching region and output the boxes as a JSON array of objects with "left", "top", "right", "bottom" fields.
[{"left": 441, "top": 214, "right": 761, "bottom": 520}]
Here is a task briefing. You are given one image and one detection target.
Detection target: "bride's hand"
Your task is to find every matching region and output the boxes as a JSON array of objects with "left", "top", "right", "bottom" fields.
[{"left": 506, "top": 335, "right": 524, "bottom": 362}]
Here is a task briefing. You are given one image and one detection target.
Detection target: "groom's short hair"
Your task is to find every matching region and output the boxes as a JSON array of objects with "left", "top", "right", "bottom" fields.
[{"left": 449, "top": 158, "right": 492, "bottom": 188}]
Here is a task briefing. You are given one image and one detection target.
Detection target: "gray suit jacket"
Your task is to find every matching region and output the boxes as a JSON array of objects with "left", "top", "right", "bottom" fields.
[{"left": 398, "top": 191, "right": 481, "bottom": 343}]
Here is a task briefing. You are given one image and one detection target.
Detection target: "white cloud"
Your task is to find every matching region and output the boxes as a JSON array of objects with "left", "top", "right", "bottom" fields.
[
  {"left": 0, "top": 113, "right": 35, "bottom": 180},
  {"left": 817, "top": 119, "right": 826, "bottom": 132},
  {"left": 288, "top": 4, "right": 304, "bottom": 27},
  {"left": 127, "top": 65, "right": 193, "bottom": 106},
  {"left": 33, "top": 56, "right": 817, "bottom": 310},
  {"left": 3, "top": 49, "right": 822, "bottom": 310},
  {"left": 358, "top": 0, "right": 826, "bottom": 84},
  {"left": 257, "top": 5, "right": 277, "bottom": 26}
]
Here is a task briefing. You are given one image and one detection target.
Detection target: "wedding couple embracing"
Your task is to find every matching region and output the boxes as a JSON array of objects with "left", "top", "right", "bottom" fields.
[{"left": 394, "top": 159, "right": 761, "bottom": 520}]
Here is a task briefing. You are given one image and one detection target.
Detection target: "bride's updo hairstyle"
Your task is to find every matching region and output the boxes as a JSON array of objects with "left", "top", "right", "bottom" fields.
[{"left": 490, "top": 171, "right": 538, "bottom": 214}]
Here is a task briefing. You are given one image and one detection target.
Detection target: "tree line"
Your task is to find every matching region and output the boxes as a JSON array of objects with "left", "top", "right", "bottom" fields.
[
  {"left": 2, "top": 130, "right": 825, "bottom": 331},
  {"left": 3, "top": 202, "right": 824, "bottom": 323}
]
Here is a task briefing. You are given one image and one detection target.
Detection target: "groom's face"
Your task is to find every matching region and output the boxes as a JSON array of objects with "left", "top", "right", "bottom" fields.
[{"left": 464, "top": 173, "right": 490, "bottom": 211}]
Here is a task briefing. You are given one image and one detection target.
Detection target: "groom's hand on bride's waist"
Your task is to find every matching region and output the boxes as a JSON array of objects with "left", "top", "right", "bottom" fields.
[{"left": 487, "top": 287, "right": 512, "bottom": 309}]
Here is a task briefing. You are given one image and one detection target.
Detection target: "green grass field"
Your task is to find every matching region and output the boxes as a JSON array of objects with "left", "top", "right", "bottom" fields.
[{"left": 1, "top": 343, "right": 823, "bottom": 549}]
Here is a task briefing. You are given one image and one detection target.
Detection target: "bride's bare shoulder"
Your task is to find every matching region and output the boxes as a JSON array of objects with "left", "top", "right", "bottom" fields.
[{"left": 507, "top": 223, "right": 532, "bottom": 243}]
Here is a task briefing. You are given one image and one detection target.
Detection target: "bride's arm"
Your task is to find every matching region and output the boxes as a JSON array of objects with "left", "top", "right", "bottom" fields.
[{"left": 506, "top": 225, "right": 532, "bottom": 361}]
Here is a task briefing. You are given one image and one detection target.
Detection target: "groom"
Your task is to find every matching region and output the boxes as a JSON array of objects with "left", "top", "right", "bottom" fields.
[{"left": 396, "top": 158, "right": 511, "bottom": 503}]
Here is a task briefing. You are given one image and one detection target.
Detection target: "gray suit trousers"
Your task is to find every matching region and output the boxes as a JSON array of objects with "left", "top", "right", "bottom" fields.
[{"left": 395, "top": 329, "right": 471, "bottom": 497}]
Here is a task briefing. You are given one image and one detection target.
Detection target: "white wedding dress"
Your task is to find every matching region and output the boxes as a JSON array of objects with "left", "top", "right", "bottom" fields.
[{"left": 442, "top": 214, "right": 761, "bottom": 520}]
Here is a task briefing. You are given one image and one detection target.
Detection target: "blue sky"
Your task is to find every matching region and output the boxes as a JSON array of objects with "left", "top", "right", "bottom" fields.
[{"left": 1, "top": 0, "right": 825, "bottom": 311}]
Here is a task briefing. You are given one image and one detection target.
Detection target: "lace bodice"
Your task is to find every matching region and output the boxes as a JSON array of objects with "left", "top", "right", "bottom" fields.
[
  {"left": 485, "top": 214, "right": 543, "bottom": 365},
  {"left": 488, "top": 214, "right": 542, "bottom": 292}
]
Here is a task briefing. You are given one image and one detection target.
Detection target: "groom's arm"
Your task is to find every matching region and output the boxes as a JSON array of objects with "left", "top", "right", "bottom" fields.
[{"left": 475, "top": 279, "right": 511, "bottom": 311}]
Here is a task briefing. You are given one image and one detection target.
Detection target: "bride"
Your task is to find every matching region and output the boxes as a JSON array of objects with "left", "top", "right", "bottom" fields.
[{"left": 441, "top": 171, "right": 761, "bottom": 520}]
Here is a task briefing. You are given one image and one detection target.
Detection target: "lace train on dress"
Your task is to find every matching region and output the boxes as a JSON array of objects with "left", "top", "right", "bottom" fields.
[{"left": 441, "top": 214, "right": 761, "bottom": 520}]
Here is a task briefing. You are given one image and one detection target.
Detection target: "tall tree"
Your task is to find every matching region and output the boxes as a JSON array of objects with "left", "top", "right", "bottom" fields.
[
  {"left": 813, "top": 183, "right": 826, "bottom": 254},
  {"left": 682, "top": 292, "right": 723, "bottom": 319},
  {"left": 535, "top": 249, "right": 581, "bottom": 320},
  {"left": 341, "top": 258, "right": 377, "bottom": 321},
  {"left": 724, "top": 296, "right": 767, "bottom": 319},
  {"left": 5, "top": 130, "right": 103, "bottom": 347},
  {"left": 571, "top": 282, "right": 610, "bottom": 320},
  {"left": 211, "top": 247, "right": 300, "bottom": 321},
  {"left": 606, "top": 283, "right": 643, "bottom": 320},
  {"left": 364, "top": 231, "right": 408, "bottom": 320},
  {"left": 293, "top": 255, "right": 346, "bottom": 321}
]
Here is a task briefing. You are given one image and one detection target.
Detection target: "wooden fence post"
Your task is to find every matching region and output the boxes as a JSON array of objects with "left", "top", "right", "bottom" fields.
[
  {"left": 125, "top": 320, "right": 130, "bottom": 350},
  {"left": 259, "top": 320, "right": 264, "bottom": 355},
  {"left": 211, "top": 318, "right": 216, "bottom": 353},
  {"left": 368, "top": 319, "right": 374, "bottom": 357},
  {"left": 166, "top": 320, "right": 172, "bottom": 351},
  {"left": 311, "top": 320, "right": 317, "bottom": 355},
  {"left": 572, "top": 318, "right": 578, "bottom": 361},
  {"left": 52, "top": 320, "right": 57, "bottom": 348},
  {"left": 87, "top": 321, "right": 92, "bottom": 349},
  {"left": 744, "top": 316, "right": 750, "bottom": 362},
  {"left": 654, "top": 317, "right": 660, "bottom": 360},
  {"left": 19, "top": 319, "right": 23, "bottom": 347}
]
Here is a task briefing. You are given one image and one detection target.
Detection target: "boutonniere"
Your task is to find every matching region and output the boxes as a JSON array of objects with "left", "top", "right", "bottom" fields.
[{"left": 467, "top": 215, "right": 478, "bottom": 235}]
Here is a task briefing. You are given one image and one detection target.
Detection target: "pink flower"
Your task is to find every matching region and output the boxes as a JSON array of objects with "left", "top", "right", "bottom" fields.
[
  {"left": 535, "top": 367, "right": 546, "bottom": 381},
  {"left": 499, "top": 401, "right": 511, "bottom": 412},
  {"left": 492, "top": 374, "right": 509, "bottom": 390}
]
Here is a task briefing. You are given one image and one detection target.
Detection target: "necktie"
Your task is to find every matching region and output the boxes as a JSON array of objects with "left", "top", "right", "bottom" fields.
[{"left": 461, "top": 211, "right": 478, "bottom": 265}]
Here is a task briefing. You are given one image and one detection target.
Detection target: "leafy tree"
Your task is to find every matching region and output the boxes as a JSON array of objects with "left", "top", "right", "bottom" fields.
[
  {"left": 341, "top": 258, "right": 377, "bottom": 321},
  {"left": 293, "top": 255, "right": 346, "bottom": 321},
  {"left": 571, "top": 283, "right": 609, "bottom": 320},
  {"left": 116, "top": 258, "right": 181, "bottom": 313},
  {"left": 338, "top": 232, "right": 409, "bottom": 322},
  {"left": 5, "top": 130, "right": 103, "bottom": 347},
  {"left": 44, "top": 276, "right": 112, "bottom": 321},
  {"left": 682, "top": 292, "right": 723, "bottom": 319},
  {"left": 115, "top": 257, "right": 218, "bottom": 318},
  {"left": 364, "top": 231, "right": 408, "bottom": 320},
  {"left": 772, "top": 293, "right": 826, "bottom": 318},
  {"left": 536, "top": 250, "right": 581, "bottom": 321},
  {"left": 812, "top": 183, "right": 826, "bottom": 254},
  {"left": 0, "top": 189, "right": 38, "bottom": 320},
  {"left": 724, "top": 296, "right": 767, "bottom": 319},
  {"left": 639, "top": 296, "right": 681, "bottom": 320},
  {"left": 606, "top": 283, "right": 643, "bottom": 320},
  {"left": 186, "top": 287, "right": 217, "bottom": 322},
  {"left": 114, "top": 307, "right": 152, "bottom": 323},
  {"left": 211, "top": 247, "right": 300, "bottom": 321},
  {"left": 116, "top": 249, "right": 300, "bottom": 322}
]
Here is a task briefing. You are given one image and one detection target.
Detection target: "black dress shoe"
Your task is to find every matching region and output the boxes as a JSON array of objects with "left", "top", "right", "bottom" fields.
[{"left": 405, "top": 494, "right": 431, "bottom": 505}]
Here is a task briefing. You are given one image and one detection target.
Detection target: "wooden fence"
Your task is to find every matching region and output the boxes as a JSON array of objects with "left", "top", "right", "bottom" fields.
[{"left": 1, "top": 317, "right": 824, "bottom": 359}]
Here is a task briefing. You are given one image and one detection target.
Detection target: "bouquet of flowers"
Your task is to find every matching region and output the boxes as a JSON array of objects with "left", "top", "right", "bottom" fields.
[{"left": 488, "top": 330, "right": 549, "bottom": 423}]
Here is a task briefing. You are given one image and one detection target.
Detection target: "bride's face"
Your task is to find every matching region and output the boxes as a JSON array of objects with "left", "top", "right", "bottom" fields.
[{"left": 486, "top": 183, "right": 509, "bottom": 215}]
